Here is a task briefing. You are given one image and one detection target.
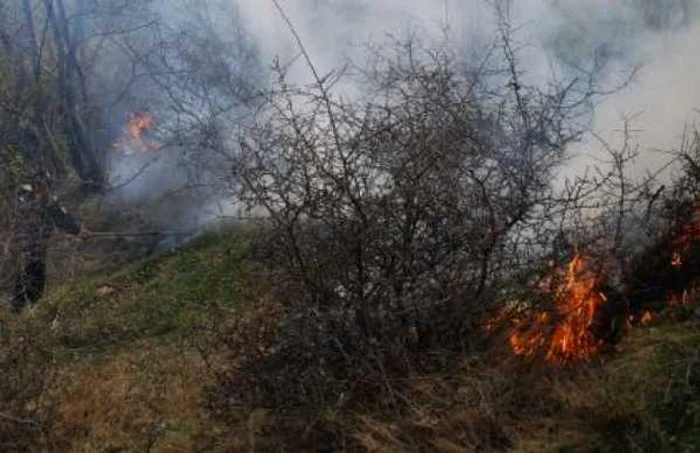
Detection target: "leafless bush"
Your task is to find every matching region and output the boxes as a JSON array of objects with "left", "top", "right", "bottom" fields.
[
  {"left": 622, "top": 124, "right": 700, "bottom": 307},
  {"left": 664, "top": 125, "right": 700, "bottom": 214},
  {"left": 205, "top": 9, "right": 624, "bottom": 414}
]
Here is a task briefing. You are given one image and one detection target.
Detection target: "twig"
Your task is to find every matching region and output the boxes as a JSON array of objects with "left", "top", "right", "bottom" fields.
[
  {"left": 83, "top": 230, "right": 192, "bottom": 238},
  {"left": 0, "top": 411, "right": 40, "bottom": 428}
]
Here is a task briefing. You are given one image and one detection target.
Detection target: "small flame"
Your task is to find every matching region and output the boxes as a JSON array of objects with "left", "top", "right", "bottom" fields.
[
  {"left": 671, "top": 252, "right": 683, "bottom": 268},
  {"left": 498, "top": 253, "right": 607, "bottom": 364},
  {"left": 640, "top": 310, "right": 654, "bottom": 326},
  {"left": 665, "top": 203, "right": 700, "bottom": 305},
  {"left": 113, "top": 111, "right": 158, "bottom": 154},
  {"left": 668, "top": 202, "right": 700, "bottom": 265}
]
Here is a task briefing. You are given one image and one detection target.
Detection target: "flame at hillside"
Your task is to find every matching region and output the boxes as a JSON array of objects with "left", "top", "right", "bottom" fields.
[
  {"left": 491, "top": 202, "right": 700, "bottom": 365},
  {"left": 639, "top": 310, "right": 654, "bottom": 326},
  {"left": 669, "top": 203, "right": 700, "bottom": 267},
  {"left": 113, "top": 111, "right": 159, "bottom": 154},
  {"left": 488, "top": 254, "right": 610, "bottom": 365},
  {"left": 514, "top": 254, "right": 607, "bottom": 363}
]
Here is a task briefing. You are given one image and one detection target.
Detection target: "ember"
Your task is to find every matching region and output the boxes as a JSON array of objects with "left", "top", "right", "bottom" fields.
[
  {"left": 671, "top": 252, "right": 683, "bottom": 268},
  {"left": 663, "top": 203, "right": 700, "bottom": 306},
  {"left": 113, "top": 111, "right": 158, "bottom": 154}
]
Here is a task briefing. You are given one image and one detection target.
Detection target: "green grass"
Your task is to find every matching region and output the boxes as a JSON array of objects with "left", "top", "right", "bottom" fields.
[
  {"left": 8, "top": 228, "right": 700, "bottom": 452},
  {"left": 519, "top": 312, "right": 700, "bottom": 453},
  {"left": 28, "top": 230, "right": 266, "bottom": 356},
  {"left": 0, "top": 229, "right": 270, "bottom": 452}
]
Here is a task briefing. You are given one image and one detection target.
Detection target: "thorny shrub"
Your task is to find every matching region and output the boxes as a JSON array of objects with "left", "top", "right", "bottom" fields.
[
  {"left": 216, "top": 27, "right": 612, "bottom": 417},
  {"left": 194, "top": 11, "right": 700, "bottom": 453}
]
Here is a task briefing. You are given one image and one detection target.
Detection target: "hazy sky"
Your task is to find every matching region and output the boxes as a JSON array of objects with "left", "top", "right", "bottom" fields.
[
  {"left": 102, "top": 0, "right": 700, "bottom": 228},
  {"left": 235, "top": 0, "right": 700, "bottom": 177}
]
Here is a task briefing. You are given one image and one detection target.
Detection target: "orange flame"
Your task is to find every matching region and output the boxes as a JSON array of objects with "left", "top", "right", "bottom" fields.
[
  {"left": 672, "top": 204, "right": 700, "bottom": 248},
  {"left": 489, "top": 254, "right": 608, "bottom": 364},
  {"left": 668, "top": 202, "right": 700, "bottom": 267},
  {"left": 485, "top": 201, "right": 700, "bottom": 365},
  {"left": 671, "top": 252, "right": 683, "bottom": 268},
  {"left": 113, "top": 111, "right": 158, "bottom": 154}
]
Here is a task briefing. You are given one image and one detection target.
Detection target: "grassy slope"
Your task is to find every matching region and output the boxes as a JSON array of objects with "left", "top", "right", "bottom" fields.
[
  {"left": 517, "top": 313, "right": 700, "bottom": 453},
  {"left": 8, "top": 231, "right": 266, "bottom": 452},
  {"left": 8, "top": 230, "right": 700, "bottom": 452}
]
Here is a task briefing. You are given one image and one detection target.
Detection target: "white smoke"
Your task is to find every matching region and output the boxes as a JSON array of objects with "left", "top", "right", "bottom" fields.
[
  {"left": 97, "top": 0, "right": 700, "bottom": 239},
  {"left": 235, "top": 0, "right": 700, "bottom": 177}
]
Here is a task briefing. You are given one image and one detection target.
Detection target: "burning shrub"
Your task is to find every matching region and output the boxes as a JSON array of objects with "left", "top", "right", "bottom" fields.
[
  {"left": 112, "top": 111, "right": 159, "bottom": 155},
  {"left": 506, "top": 253, "right": 608, "bottom": 363},
  {"left": 220, "top": 30, "right": 604, "bottom": 429},
  {"left": 487, "top": 252, "right": 642, "bottom": 365},
  {"left": 624, "top": 127, "right": 700, "bottom": 314}
]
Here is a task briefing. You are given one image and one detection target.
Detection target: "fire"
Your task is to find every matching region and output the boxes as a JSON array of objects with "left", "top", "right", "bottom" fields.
[
  {"left": 665, "top": 203, "right": 700, "bottom": 305},
  {"left": 640, "top": 310, "right": 654, "bottom": 326},
  {"left": 674, "top": 204, "right": 700, "bottom": 243},
  {"left": 628, "top": 310, "right": 654, "bottom": 327},
  {"left": 128, "top": 112, "right": 155, "bottom": 139},
  {"left": 484, "top": 199, "right": 700, "bottom": 365},
  {"left": 497, "top": 254, "right": 608, "bottom": 364},
  {"left": 668, "top": 202, "right": 700, "bottom": 266},
  {"left": 671, "top": 252, "right": 683, "bottom": 268},
  {"left": 113, "top": 111, "right": 158, "bottom": 154}
]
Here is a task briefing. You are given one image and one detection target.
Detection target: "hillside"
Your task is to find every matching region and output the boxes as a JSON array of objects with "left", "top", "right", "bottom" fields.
[
  {"left": 1, "top": 231, "right": 267, "bottom": 452},
  {"left": 1, "top": 1, "right": 700, "bottom": 452},
  {"left": 518, "top": 313, "right": 700, "bottom": 452},
  {"left": 1, "top": 230, "right": 699, "bottom": 452}
]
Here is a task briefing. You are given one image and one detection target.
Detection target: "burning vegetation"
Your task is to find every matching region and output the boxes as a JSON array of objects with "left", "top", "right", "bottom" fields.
[
  {"left": 113, "top": 111, "right": 158, "bottom": 154},
  {"left": 518, "top": 254, "right": 607, "bottom": 363},
  {"left": 2, "top": 2, "right": 700, "bottom": 448},
  {"left": 489, "top": 201, "right": 700, "bottom": 365},
  {"left": 489, "top": 253, "right": 609, "bottom": 365}
]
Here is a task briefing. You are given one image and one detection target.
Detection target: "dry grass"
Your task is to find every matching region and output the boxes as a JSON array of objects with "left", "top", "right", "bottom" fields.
[
  {"left": 4, "top": 228, "right": 700, "bottom": 452},
  {"left": 348, "top": 310, "right": 700, "bottom": 453},
  {"left": 513, "top": 310, "right": 700, "bottom": 453},
  {"left": 43, "top": 343, "right": 211, "bottom": 452},
  {"left": 350, "top": 355, "right": 540, "bottom": 453}
]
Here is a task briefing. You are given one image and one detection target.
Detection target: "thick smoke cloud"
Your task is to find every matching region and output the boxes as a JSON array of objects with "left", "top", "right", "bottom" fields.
[
  {"left": 100, "top": 0, "right": 699, "bottom": 238},
  {"left": 236, "top": 0, "right": 700, "bottom": 176},
  {"left": 100, "top": 0, "right": 261, "bottom": 233}
]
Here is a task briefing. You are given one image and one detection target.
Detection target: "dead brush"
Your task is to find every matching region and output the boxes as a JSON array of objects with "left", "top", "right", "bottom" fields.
[
  {"left": 0, "top": 309, "right": 55, "bottom": 451},
  {"left": 43, "top": 345, "right": 207, "bottom": 452},
  {"left": 194, "top": 296, "right": 285, "bottom": 412},
  {"left": 352, "top": 354, "right": 574, "bottom": 452}
]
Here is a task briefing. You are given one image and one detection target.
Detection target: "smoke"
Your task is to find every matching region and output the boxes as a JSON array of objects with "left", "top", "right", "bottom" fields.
[
  {"left": 589, "top": 21, "right": 700, "bottom": 164},
  {"left": 98, "top": 0, "right": 700, "bottom": 239},
  {"left": 234, "top": 0, "right": 699, "bottom": 174},
  {"left": 96, "top": 0, "right": 259, "bottom": 235},
  {"left": 236, "top": 0, "right": 489, "bottom": 84},
  {"left": 541, "top": 0, "right": 700, "bottom": 179}
]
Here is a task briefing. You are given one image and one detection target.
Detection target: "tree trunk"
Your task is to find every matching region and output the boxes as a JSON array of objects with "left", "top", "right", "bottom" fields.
[
  {"left": 21, "top": 0, "right": 40, "bottom": 81},
  {"left": 45, "top": 0, "right": 104, "bottom": 191}
]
